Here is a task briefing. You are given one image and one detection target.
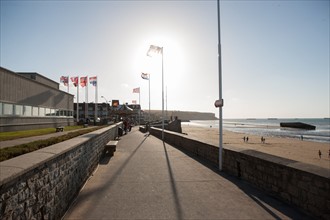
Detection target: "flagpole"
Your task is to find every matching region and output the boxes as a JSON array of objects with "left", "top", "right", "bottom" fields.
[
  {"left": 161, "top": 47, "right": 164, "bottom": 140},
  {"left": 77, "top": 77, "right": 79, "bottom": 123},
  {"left": 95, "top": 77, "right": 98, "bottom": 123},
  {"left": 67, "top": 76, "right": 69, "bottom": 93},
  {"left": 149, "top": 74, "right": 151, "bottom": 122},
  {"left": 139, "top": 88, "right": 141, "bottom": 125},
  {"left": 86, "top": 77, "right": 88, "bottom": 120},
  {"left": 166, "top": 86, "right": 168, "bottom": 120}
]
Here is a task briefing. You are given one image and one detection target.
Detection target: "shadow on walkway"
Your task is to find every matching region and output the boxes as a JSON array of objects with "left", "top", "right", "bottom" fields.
[{"left": 164, "top": 139, "right": 311, "bottom": 220}]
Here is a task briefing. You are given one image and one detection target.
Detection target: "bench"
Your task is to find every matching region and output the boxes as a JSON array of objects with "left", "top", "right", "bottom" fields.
[
  {"left": 56, "top": 127, "right": 64, "bottom": 132},
  {"left": 104, "top": 140, "right": 118, "bottom": 156}
]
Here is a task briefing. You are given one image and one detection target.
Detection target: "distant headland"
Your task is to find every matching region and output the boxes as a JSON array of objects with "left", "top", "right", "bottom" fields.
[{"left": 145, "top": 110, "right": 218, "bottom": 121}]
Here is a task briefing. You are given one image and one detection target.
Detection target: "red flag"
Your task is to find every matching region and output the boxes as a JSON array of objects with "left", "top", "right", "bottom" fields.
[
  {"left": 60, "top": 76, "right": 69, "bottom": 86},
  {"left": 70, "top": 77, "right": 79, "bottom": 87},
  {"left": 133, "top": 87, "right": 140, "bottom": 93},
  {"left": 80, "top": 76, "right": 87, "bottom": 87}
]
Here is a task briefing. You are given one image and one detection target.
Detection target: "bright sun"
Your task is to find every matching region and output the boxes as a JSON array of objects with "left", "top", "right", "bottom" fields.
[{"left": 133, "top": 34, "right": 186, "bottom": 81}]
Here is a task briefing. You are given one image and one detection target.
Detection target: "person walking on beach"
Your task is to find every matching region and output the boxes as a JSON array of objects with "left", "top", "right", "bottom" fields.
[
  {"left": 246, "top": 137, "right": 249, "bottom": 142},
  {"left": 318, "top": 150, "right": 322, "bottom": 159},
  {"left": 261, "top": 137, "right": 265, "bottom": 144},
  {"left": 243, "top": 136, "right": 246, "bottom": 142}
]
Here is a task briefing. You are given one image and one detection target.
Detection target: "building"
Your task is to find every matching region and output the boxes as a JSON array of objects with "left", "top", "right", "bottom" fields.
[
  {"left": 74, "top": 103, "right": 142, "bottom": 124},
  {"left": 0, "top": 67, "right": 74, "bottom": 132},
  {"left": 74, "top": 102, "right": 110, "bottom": 124}
]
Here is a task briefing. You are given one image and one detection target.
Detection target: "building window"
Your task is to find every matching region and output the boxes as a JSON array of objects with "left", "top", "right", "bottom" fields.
[
  {"left": 24, "top": 106, "right": 32, "bottom": 116},
  {"left": 39, "top": 107, "right": 45, "bottom": 116},
  {"left": 15, "top": 105, "right": 23, "bottom": 115},
  {"left": 3, "top": 103, "right": 13, "bottom": 115},
  {"left": 45, "top": 108, "right": 51, "bottom": 116},
  {"left": 50, "top": 109, "right": 55, "bottom": 116},
  {"left": 0, "top": 102, "right": 73, "bottom": 118},
  {"left": 32, "top": 107, "right": 39, "bottom": 116}
]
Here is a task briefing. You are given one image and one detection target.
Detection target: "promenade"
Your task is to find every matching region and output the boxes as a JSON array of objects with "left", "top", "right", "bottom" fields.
[{"left": 63, "top": 127, "right": 309, "bottom": 219}]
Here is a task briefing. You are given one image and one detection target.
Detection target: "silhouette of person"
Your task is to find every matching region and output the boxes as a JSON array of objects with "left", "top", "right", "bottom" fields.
[{"left": 318, "top": 150, "right": 322, "bottom": 159}]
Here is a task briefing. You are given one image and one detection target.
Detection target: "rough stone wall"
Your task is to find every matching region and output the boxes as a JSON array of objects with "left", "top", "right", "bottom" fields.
[
  {"left": 149, "top": 127, "right": 330, "bottom": 219},
  {"left": 0, "top": 123, "right": 121, "bottom": 220}
]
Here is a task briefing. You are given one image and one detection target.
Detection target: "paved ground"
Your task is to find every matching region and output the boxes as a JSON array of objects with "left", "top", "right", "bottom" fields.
[
  {"left": 63, "top": 127, "right": 310, "bottom": 220},
  {"left": 0, "top": 127, "right": 95, "bottom": 149}
]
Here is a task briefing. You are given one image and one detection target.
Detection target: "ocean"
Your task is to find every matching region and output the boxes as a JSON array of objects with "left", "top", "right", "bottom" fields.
[{"left": 182, "top": 118, "right": 330, "bottom": 143}]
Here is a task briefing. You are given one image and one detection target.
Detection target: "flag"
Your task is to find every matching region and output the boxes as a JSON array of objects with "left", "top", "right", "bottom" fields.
[
  {"left": 89, "top": 76, "right": 97, "bottom": 86},
  {"left": 133, "top": 87, "right": 140, "bottom": 93},
  {"left": 60, "top": 76, "right": 69, "bottom": 86},
  {"left": 132, "top": 100, "right": 137, "bottom": 104},
  {"left": 70, "top": 77, "right": 79, "bottom": 87},
  {"left": 80, "top": 76, "right": 87, "bottom": 87},
  {"left": 147, "top": 45, "right": 163, "bottom": 56},
  {"left": 141, "top": 72, "right": 149, "bottom": 80}
]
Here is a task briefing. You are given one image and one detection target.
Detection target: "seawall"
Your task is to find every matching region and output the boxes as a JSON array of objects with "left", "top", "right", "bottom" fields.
[
  {"left": 146, "top": 126, "right": 330, "bottom": 219},
  {"left": 0, "top": 123, "right": 121, "bottom": 219}
]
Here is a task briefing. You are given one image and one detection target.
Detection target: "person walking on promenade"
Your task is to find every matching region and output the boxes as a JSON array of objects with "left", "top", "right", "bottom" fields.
[
  {"left": 318, "top": 150, "right": 322, "bottom": 159},
  {"left": 246, "top": 137, "right": 249, "bottom": 142},
  {"left": 243, "top": 136, "right": 246, "bottom": 142}
]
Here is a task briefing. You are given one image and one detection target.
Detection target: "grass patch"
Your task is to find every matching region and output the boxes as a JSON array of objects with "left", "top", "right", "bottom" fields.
[
  {"left": 0, "top": 125, "right": 84, "bottom": 141},
  {"left": 0, "top": 126, "right": 106, "bottom": 162}
]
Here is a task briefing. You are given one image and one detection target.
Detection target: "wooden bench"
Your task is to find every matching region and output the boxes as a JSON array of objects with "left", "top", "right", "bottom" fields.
[
  {"left": 56, "top": 127, "right": 64, "bottom": 132},
  {"left": 104, "top": 140, "right": 118, "bottom": 156}
]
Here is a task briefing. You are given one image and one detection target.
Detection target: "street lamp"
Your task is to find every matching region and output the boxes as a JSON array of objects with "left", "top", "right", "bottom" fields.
[
  {"left": 147, "top": 44, "right": 164, "bottom": 140},
  {"left": 101, "top": 96, "right": 108, "bottom": 103},
  {"left": 215, "top": 0, "right": 224, "bottom": 171}
]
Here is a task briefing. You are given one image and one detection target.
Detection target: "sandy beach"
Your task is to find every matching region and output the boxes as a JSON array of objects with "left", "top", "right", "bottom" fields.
[{"left": 181, "top": 125, "right": 330, "bottom": 170}]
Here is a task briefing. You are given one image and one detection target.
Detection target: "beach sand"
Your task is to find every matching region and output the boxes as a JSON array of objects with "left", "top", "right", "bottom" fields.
[{"left": 182, "top": 125, "right": 330, "bottom": 170}]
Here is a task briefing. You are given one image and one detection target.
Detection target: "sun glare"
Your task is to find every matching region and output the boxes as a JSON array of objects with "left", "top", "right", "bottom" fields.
[{"left": 133, "top": 34, "right": 186, "bottom": 81}]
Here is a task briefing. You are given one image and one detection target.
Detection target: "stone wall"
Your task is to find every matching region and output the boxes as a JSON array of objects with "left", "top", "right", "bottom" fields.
[
  {"left": 149, "top": 127, "right": 330, "bottom": 219},
  {"left": 0, "top": 123, "right": 121, "bottom": 220}
]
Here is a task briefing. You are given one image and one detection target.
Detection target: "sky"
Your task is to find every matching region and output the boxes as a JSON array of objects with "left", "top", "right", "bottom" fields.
[{"left": 1, "top": 0, "right": 329, "bottom": 119}]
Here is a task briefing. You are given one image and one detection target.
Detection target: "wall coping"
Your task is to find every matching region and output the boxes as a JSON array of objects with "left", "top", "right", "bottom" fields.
[{"left": 0, "top": 124, "right": 118, "bottom": 185}]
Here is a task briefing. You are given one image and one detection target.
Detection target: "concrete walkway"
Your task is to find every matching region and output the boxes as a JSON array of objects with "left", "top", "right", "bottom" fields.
[{"left": 64, "top": 127, "right": 309, "bottom": 219}]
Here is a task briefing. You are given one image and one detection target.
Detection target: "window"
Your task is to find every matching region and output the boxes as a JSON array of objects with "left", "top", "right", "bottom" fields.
[
  {"left": 32, "top": 107, "right": 39, "bottom": 116},
  {"left": 24, "top": 106, "right": 32, "bottom": 116},
  {"left": 15, "top": 105, "right": 23, "bottom": 115},
  {"left": 50, "top": 109, "right": 55, "bottom": 116},
  {"left": 45, "top": 108, "right": 51, "bottom": 116},
  {"left": 39, "top": 107, "right": 45, "bottom": 116},
  {"left": 3, "top": 103, "right": 13, "bottom": 115},
  {"left": 0, "top": 102, "right": 73, "bottom": 118}
]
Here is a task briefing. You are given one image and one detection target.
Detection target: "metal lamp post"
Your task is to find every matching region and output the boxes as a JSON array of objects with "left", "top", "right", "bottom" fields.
[
  {"left": 215, "top": 0, "right": 224, "bottom": 171},
  {"left": 147, "top": 45, "right": 164, "bottom": 140}
]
